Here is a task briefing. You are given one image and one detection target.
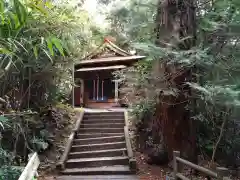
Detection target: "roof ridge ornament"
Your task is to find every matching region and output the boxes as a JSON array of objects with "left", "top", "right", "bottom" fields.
[
  {"left": 103, "top": 36, "right": 131, "bottom": 56},
  {"left": 104, "top": 36, "right": 116, "bottom": 43}
]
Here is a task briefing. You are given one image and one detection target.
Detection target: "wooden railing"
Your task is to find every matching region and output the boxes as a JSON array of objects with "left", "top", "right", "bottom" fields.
[
  {"left": 173, "top": 151, "right": 230, "bottom": 180},
  {"left": 124, "top": 110, "right": 137, "bottom": 171},
  {"left": 18, "top": 153, "right": 40, "bottom": 180}
]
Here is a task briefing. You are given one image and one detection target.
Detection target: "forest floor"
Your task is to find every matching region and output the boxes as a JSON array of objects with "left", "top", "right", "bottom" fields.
[{"left": 136, "top": 152, "right": 168, "bottom": 180}]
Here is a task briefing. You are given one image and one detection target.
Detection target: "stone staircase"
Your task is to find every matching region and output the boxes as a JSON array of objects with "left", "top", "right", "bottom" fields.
[{"left": 57, "top": 111, "right": 137, "bottom": 178}]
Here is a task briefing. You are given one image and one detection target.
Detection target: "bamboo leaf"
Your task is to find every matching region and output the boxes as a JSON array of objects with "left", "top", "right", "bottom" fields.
[
  {"left": 0, "top": 47, "right": 12, "bottom": 55},
  {"left": 43, "top": 49, "right": 53, "bottom": 63},
  {"left": 4, "top": 58, "right": 12, "bottom": 71},
  {"left": 0, "top": 1, "right": 4, "bottom": 25},
  {"left": 28, "top": 2, "right": 48, "bottom": 15},
  {"left": 0, "top": 14, "right": 4, "bottom": 25},
  {"left": 0, "top": 0, "right": 3, "bottom": 14},
  {"left": 8, "top": 11, "right": 21, "bottom": 29},
  {"left": 46, "top": 38, "right": 54, "bottom": 56},
  {"left": 51, "top": 37, "right": 65, "bottom": 56},
  {"left": 33, "top": 46, "right": 38, "bottom": 59},
  {"left": 45, "top": 1, "right": 54, "bottom": 9},
  {"left": 41, "top": 37, "right": 44, "bottom": 44},
  {"left": 14, "top": 39, "right": 28, "bottom": 53},
  {"left": 13, "top": 0, "right": 27, "bottom": 25},
  {"left": 0, "top": 116, "right": 8, "bottom": 130},
  {"left": 0, "top": 69, "right": 4, "bottom": 78}
]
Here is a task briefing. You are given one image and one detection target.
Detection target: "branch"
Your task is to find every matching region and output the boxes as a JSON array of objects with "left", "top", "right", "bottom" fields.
[{"left": 210, "top": 115, "right": 227, "bottom": 166}]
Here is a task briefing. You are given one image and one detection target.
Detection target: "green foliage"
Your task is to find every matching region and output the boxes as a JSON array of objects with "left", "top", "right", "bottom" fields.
[
  {"left": 0, "top": 148, "right": 13, "bottom": 166},
  {"left": 0, "top": 149, "right": 20, "bottom": 180},
  {"left": 30, "top": 137, "right": 49, "bottom": 152},
  {"left": 0, "top": 0, "right": 101, "bottom": 177},
  {"left": 109, "top": 0, "right": 240, "bottom": 165},
  {"left": 106, "top": 0, "right": 158, "bottom": 44},
  {"left": 0, "top": 113, "right": 48, "bottom": 152},
  {"left": 131, "top": 99, "right": 156, "bottom": 122},
  {"left": 0, "top": 166, "right": 21, "bottom": 180},
  {"left": 0, "top": 0, "right": 65, "bottom": 74},
  {"left": 0, "top": 0, "right": 99, "bottom": 107}
]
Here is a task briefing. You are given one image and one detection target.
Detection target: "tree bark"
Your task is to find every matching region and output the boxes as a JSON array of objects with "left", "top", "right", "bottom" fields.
[{"left": 155, "top": 0, "right": 197, "bottom": 161}]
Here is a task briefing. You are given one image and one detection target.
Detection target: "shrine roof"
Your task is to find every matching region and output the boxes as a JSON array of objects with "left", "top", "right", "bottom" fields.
[{"left": 75, "top": 37, "right": 145, "bottom": 67}]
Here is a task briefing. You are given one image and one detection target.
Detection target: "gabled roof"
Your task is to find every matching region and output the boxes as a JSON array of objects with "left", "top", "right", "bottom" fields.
[
  {"left": 84, "top": 37, "right": 133, "bottom": 60},
  {"left": 75, "top": 37, "right": 145, "bottom": 69}
]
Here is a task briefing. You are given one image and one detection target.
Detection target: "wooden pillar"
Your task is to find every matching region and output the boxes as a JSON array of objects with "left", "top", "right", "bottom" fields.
[
  {"left": 72, "top": 65, "right": 75, "bottom": 107},
  {"left": 102, "top": 80, "right": 104, "bottom": 100},
  {"left": 97, "top": 76, "right": 99, "bottom": 100},
  {"left": 173, "top": 151, "right": 180, "bottom": 180},
  {"left": 114, "top": 80, "right": 119, "bottom": 103},
  {"left": 80, "top": 79, "right": 84, "bottom": 106},
  {"left": 93, "top": 79, "right": 95, "bottom": 100}
]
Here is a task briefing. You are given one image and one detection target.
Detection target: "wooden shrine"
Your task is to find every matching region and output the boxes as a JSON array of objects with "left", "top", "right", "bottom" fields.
[{"left": 73, "top": 37, "right": 145, "bottom": 108}]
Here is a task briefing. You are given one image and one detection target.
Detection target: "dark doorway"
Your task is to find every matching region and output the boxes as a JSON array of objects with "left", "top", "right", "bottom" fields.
[{"left": 86, "top": 78, "right": 115, "bottom": 102}]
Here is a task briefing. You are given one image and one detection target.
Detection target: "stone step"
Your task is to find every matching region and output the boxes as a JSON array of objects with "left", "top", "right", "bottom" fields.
[
  {"left": 84, "top": 112, "right": 124, "bottom": 116},
  {"left": 76, "top": 133, "right": 124, "bottom": 139},
  {"left": 73, "top": 135, "right": 125, "bottom": 145},
  {"left": 68, "top": 148, "right": 127, "bottom": 159},
  {"left": 83, "top": 115, "right": 124, "bottom": 120},
  {"left": 81, "top": 119, "right": 124, "bottom": 124},
  {"left": 78, "top": 128, "right": 124, "bottom": 134},
  {"left": 57, "top": 175, "right": 138, "bottom": 180},
  {"left": 60, "top": 165, "right": 132, "bottom": 176},
  {"left": 65, "top": 156, "right": 129, "bottom": 168},
  {"left": 80, "top": 123, "right": 125, "bottom": 129},
  {"left": 70, "top": 142, "right": 126, "bottom": 152}
]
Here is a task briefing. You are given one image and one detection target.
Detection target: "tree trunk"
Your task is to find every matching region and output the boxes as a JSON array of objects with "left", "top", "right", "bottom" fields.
[{"left": 155, "top": 0, "right": 197, "bottom": 162}]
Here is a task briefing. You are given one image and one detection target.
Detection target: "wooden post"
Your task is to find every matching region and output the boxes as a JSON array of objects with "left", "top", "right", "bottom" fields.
[
  {"left": 114, "top": 80, "right": 119, "bottom": 103},
  {"left": 80, "top": 79, "right": 84, "bottom": 106},
  {"left": 124, "top": 126, "right": 136, "bottom": 172},
  {"left": 173, "top": 151, "right": 180, "bottom": 180},
  {"left": 238, "top": 167, "right": 240, "bottom": 177},
  {"left": 124, "top": 110, "right": 129, "bottom": 126},
  {"left": 102, "top": 80, "right": 104, "bottom": 100},
  {"left": 97, "top": 76, "right": 99, "bottom": 100},
  {"left": 216, "top": 167, "right": 229, "bottom": 180},
  {"left": 72, "top": 65, "right": 75, "bottom": 107},
  {"left": 93, "top": 79, "right": 95, "bottom": 100}
]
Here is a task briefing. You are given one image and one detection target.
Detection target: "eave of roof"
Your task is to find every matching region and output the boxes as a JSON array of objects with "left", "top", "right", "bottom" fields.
[
  {"left": 75, "top": 65, "right": 126, "bottom": 72},
  {"left": 75, "top": 55, "right": 146, "bottom": 66}
]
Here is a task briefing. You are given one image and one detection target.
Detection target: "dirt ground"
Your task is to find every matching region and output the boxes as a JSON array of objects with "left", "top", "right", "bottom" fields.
[{"left": 136, "top": 152, "right": 169, "bottom": 180}]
